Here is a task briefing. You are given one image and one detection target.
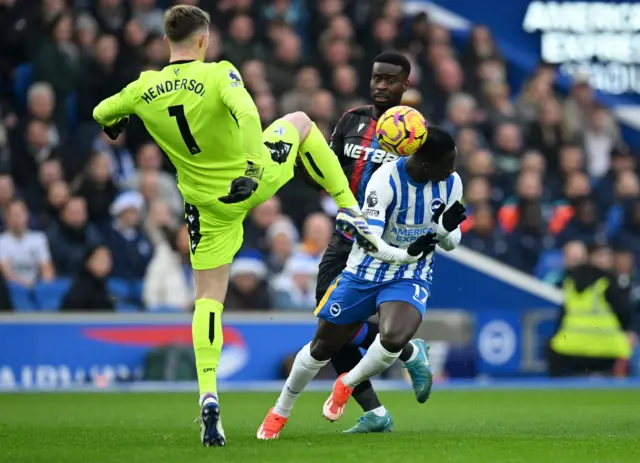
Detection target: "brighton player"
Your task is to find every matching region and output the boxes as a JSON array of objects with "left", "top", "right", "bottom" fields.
[
  {"left": 93, "top": 5, "right": 378, "bottom": 447},
  {"left": 309, "top": 53, "right": 434, "bottom": 433},
  {"left": 258, "top": 126, "right": 467, "bottom": 439}
]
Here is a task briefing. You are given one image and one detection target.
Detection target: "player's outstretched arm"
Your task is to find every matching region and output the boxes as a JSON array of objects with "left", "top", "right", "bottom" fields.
[
  {"left": 432, "top": 173, "right": 465, "bottom": 251},
  {"left": 215, "top": 61, "right": 266, "bottom": 169},
  {"left": 360, "top": 167, "right": 418, "bottom": 265},
  {"left": 93, "top": 80, "right": 138, "bottom": 131}
]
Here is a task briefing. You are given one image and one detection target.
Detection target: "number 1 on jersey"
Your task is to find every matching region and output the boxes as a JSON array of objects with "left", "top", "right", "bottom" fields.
[{"left": 168, "top": 105, "right": 201, "bottom": 155}]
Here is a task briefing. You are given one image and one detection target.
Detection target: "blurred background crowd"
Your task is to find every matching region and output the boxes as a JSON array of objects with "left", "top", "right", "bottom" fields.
[{"left": 0, "top": 0, "right": 638, "bottom": 316}]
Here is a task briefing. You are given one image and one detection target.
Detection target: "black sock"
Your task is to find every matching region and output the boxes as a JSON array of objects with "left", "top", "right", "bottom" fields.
[
  {"left": 398, "top": 342, "right": 414, "bottom": 363},
  {"left": 330, "top": 343, "right": 382, "bottom": 412}
]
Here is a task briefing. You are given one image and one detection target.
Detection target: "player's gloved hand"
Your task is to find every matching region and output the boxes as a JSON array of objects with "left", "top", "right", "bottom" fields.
[
  {"left": 432, "top": 201, "right": 467, "bottom": 233},
  {"left": 102, "top": 116, "right": 130, "bottom": 140},
  {"left": 407, "top": 230, "right": 439, "bottom": 260},
  {"left": 218, "top": 176, "right": 258, "bottom": 204}
]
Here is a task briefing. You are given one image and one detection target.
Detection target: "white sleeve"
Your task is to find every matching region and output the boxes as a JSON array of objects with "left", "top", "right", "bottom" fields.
[
  {"left": 35, "top": 233, "right": 52, "bottom": 264},
  {"left": 361, "top": 165, "right": 418, "bottom": 265},
  {"left": 435, "top": 173, "right": 463, "bottom": 251}
]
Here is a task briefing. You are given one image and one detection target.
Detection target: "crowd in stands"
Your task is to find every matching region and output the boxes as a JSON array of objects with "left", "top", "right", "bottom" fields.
[{"left": 0, "top": 0, "right": 638, "bottom": 316}]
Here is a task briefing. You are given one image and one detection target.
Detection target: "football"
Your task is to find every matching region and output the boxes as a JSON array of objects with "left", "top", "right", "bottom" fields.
[{"left": 375, "top": 105, "right": 428, "bottom": 156}]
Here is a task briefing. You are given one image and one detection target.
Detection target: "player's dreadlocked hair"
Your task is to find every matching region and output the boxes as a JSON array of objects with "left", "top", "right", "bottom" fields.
[
  {"left": 372, "top": 52, "right": 412, "bottom": 76},
  {"left": 164, "top": 5, "right": 210, "bottom": 42},
  {"left": 417, "top": 125, "right": 456, "bottom": 162}
]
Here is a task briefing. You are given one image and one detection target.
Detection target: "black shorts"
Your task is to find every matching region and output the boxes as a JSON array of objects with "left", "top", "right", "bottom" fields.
[{"left": 316, "top": 233, "right": 354, "bottom": 304}]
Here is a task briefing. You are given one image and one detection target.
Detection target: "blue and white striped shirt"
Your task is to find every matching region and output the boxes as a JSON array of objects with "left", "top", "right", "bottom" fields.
[{"left": 345, "top": 158, "right": 463, "bottom": 283}]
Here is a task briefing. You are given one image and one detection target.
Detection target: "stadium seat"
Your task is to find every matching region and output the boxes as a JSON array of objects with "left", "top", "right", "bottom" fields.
[
  {"left": 13, "top": 63, "right": 35, "bottom": 109},
  {"left": 66, "top": 92, "right": 78, "bottom": 133},
  {"left": 7, "top": 283, "right": 35, "bottom": 312},
  {"left": 115, "top": 302, "right": 141, "bottom": 313},
  {"left": 147, "top": 305, "right": 182, "bottom": 313},
  {"left": 131, "top": 280, "right": 144, "bottom": 304},
  {"left": 108, "top": 278, "right": 132, "bottom": 301},
  {"left": 34, "top": 279, "right": 72, "bottom": 311},
  {"left": 535, "top": 249, "right": 564, "bottom": 281}
]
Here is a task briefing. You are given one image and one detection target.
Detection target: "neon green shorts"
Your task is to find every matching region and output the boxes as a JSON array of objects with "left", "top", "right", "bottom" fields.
[{"left": 186, "top": 119, "right": 301, "bottom": 270}]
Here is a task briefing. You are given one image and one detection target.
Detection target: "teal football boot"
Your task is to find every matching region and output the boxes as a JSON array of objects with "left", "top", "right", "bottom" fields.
[
  {"left": 343, "top": 410, "right": 394, "bottom": 434},
  {"left": 403, "top": 339, "right": 434, "bottom": 404}
]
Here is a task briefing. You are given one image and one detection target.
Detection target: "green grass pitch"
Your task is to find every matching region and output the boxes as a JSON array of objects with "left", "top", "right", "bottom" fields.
[{"left": 1, "top": 390, "right": 639, "bottom": 463}]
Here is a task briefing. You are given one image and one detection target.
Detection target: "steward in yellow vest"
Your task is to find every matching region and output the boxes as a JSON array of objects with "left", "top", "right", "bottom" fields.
[{"left": 548, "top": 264, "right": 633, "bottom": 377}]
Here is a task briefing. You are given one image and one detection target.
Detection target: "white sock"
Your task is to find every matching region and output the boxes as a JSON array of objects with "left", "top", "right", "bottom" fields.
[
  {"left": 342, "top": 334, "right": 401, "bottom": 388},
  {"left": 404, "top": 343, "right": 419, "bottom": 363},
  {"left": 273, "top": 343, "right": 328, "bottom": 418},
  {"left": 370, "top": 405, "right": 387, "bottom": 417}
]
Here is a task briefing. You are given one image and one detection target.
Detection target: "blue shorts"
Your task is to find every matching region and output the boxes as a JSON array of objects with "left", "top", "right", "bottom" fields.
[{"left": 314, "top": 272, "right": 430, "bottom": 325}]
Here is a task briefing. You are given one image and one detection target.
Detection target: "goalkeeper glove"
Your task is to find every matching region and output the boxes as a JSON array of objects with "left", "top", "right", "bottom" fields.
[
  {"left": 432, "top": 201, "right": 467, "bottom": 234},
  {"left": 407, "top": 231, "right": 438, "bottom": 260},
  {"left": 218, "top": 162, "right": 262, "bottom": 204},
  {"left": 102, "top": 116, "right": 130, "bottom": 140}
]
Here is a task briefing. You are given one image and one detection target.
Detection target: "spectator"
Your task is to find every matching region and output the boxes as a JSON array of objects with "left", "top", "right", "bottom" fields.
[
  {"left": 47, "top": 197, "right": 102, "bottom": 276},
  {"left": 280, "top": 67, "right": 321, "bottom": 115},
  {"left": 241, "top": 59, "right": 269, "bottom": 95},
  {"left": 583, "top": 104, "right": 618, "bottom": 180},
  {"left": 130, "top": 0, "right": 164, "bottom": 35},
  {"left": 266, "top": 31, "right": 302, "bottom": 97},
  {"left": 595, "top": 145, "right": 636, "bottom": 213},
  {"left": 0, "top": 174, "right": 16, "bottom": 231},
  {"left": 92, "top": 130, "right": 135, "bottom": 190},
  {"left": 482, "top": 81, "right": 516, "bottom": 128},
  {"left": 255, "top": 92, "right": 278, "bottom": 127},
  {"left": 298, "top": 212, "right": 333, "bottom": 262},
  {"left": 542, "top": 240, "right": 589, "bottom": 286},
  {"left": 492, "top": 122, "right": 523, "bottom": 176},
  {"left": 75, "top": 151, "right": 119, "bottom": 227},
  {"left": 224, "top": 14, "right": 263, "bottom": 66},
  {"left": 462, "top": 203, "right": 508, "bottom": 261},
  {"left": 0, "top": 199, "right": 54, "bottom": 287},
  {"left": 266, "top": 217, "right": 299, "bottom": 273},
  {"left": 144, "top": 33, "right": 169, "bottom": 70},
  {"left": 308, "top": 90, "right": 337, "bottom": 128},
  {"left": 549, "top": 144, "right": 585, "bottom": 200},
  {"left": 143, "top": 226, "right": 194, "bottom": 311},
  {"left": 120, "top": 19, "right": 148, "bottom": 72},
  {"left": 271, "top": 253, "right": 319, "bottom": 311},
  {"left": 527, "top": 98, "right": 569, "bottom": 173},
  {"left": 38, "top": 180, "right": 70, "bottom": 229},
  {"left": 104, "top": 191, "right": 153, "bottom": 280},
  {"left": 428, "top": 58, "right": 464, "bottom": 123},
  {"left": 515, "top": 74, "right": 553, "bottom": 124},
  {"left": 610, "top": 199, "right": 640, "bottom": 267},
  {"left": 556, "top": 197, "right": 604, "bottom": 248},
  {"left": 34, "top": 12, "right": 79, "bottom": 129},
  {"left": 463, "top": 25, "right": 503, "bottom": 75},
  {"left": 497, "top": 171, "right": 544, "bottom": 233},
  {"left": 225, "top": 252, "right": 271, "bottom": 310},
  {"left": 25, "top": 82, "right": 60, "bottom": 145},
  {"left": 503, "top": 200, "right": 547, "bottom": 274},
  {"left": 75, "top": 13, "right": 99, "bottom": 59},
  {"left": 564, "top": 72, "right": 620, "bottom": 142},
  {"left": 243, "top": 197, "right": 282, "bottom": 252},
  {"left": 78, "top": 34, "right": 130, "bottom": 123},
  {"left": 144, "top": 199, "right": 177, "bottom": 244},
  {"left": 10, "top": 120, "right": 59, "bottom": 191},
  {"left": 25, "top": 158, "right": 64, "bottom": 216},
  {"left": 441, "top": 93, "right": 477, "bottom": 137},
  {"left": 92, "top": 0, "right": 128, "bottom": 36},
  {"left": 61, "top": 246, "right": 114, "bottom": 311}
]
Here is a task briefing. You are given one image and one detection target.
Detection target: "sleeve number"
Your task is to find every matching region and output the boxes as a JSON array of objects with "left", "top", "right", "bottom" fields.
[
  {"left": 168, "top": 105, "right": 201, "bottom": 155},
  {"left": 413, "top": 284, "right": 428, "bottom": 305}
]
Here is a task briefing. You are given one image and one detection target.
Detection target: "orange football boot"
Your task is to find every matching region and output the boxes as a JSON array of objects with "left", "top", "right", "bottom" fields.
[
  {"left": 257, "top": 408, "right": 288, "bottom": 440},
  {"left": 322, "top": 373, "right": 354, "bottom": 422}
]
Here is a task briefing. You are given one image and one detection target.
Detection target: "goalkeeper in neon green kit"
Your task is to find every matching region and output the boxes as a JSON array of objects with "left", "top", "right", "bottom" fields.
[{"left": 93, "top": 5, "right": 379, "bottom": 448}]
